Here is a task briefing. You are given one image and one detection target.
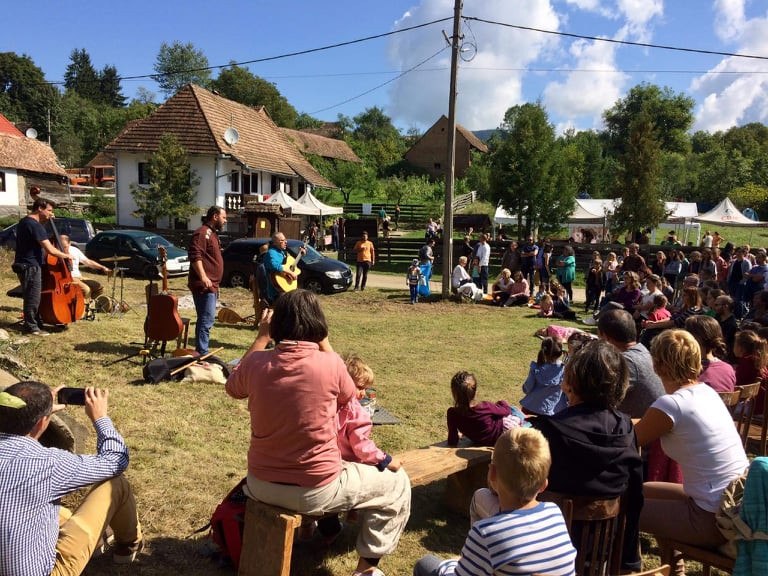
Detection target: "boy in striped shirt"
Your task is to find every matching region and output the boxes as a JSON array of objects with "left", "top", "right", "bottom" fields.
[{"left": 413, "top": 427, "right": 576, "bottom": 576}]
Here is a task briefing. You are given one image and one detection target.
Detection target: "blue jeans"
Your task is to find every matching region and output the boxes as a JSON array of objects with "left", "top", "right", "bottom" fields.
[
  {"left": 355, "top": 261, "right": 371, "bottom": 290},
  {"left": 192, "top": 291, "right": 217, "bottom": 354},
  {"left": 413, "top": 554, "right": 444, "bottom": 576},
  {"left": 480, "top": 265, "right": 489, "bottom": 294},
  {"left": 13, "top": 263, "right": 42, "bottom": 332}
]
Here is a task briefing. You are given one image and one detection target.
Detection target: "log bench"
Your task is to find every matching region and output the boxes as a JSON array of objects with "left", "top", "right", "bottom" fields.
[{"left": 238, "top": 439, "right": 492, "bottom": 576}]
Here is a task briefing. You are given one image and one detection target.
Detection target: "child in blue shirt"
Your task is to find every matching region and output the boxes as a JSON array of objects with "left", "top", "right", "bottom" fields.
[{"left": 520, "top": 337, "right": 567, "bottom": 416}]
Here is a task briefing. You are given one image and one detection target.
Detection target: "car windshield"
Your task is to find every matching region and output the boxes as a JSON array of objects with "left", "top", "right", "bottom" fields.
[
  {"left": 137, "top": 235, "right": 172, "bottom": 251},
  {"left": 290, "top": 244, "right": 322, "bottom": 264}
]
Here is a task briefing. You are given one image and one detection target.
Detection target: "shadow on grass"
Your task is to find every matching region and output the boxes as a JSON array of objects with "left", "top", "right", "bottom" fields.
[{"left": 407, "top": 483, "right": 471, "bottom": 555}]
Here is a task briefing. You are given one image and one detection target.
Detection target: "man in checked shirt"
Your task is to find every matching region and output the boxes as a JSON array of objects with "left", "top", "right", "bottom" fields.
[{"left": 0, "top": 382, "right": 142, "bottom": 575}]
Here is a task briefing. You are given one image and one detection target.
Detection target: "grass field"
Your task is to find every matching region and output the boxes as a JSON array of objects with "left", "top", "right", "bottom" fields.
[{"left": 0, "top": 248, "right": 691, "bottom": 575}]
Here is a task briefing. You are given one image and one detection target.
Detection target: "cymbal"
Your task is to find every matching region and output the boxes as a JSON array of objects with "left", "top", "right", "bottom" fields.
[{"left": 101, "top": 255, "right": 131, "bottom": 263}]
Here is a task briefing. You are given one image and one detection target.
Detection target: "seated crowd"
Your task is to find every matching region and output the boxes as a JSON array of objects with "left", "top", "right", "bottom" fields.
[{"left": 3, "top": 231, "right": 768, "bottom": 576}]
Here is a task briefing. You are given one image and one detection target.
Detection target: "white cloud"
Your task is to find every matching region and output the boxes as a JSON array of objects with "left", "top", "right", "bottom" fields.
[
  {"left": 542, "top": 38, "right": 628, "bottom": 130},
  {"left": 387, "top": 0, "right": 561, "bottom": 131},
  {"left": 691, "top": 1, "right": 768, "bottom": 131},
  {"left": 616, "top": 0, "right": 663, "bottom": 42}
]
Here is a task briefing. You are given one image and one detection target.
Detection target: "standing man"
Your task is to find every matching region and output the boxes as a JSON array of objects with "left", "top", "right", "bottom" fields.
[
  {"left": 353, "top": 230, "right": 375, "bottom": 291},
  {"left": 12, "top": 198, "right": 71, "bottom": 336},
  {"left": 60, "top": 234, "right": 110, "bottom": 302},
  {"left": 188, "top": 206, "right": 226, "bottom": 355},
  {"left": 377, "top": 206, "right": 388, "bottom": 232},
  {"left": 475, "top": 233, "right": 491, "bottom": 295},
  {"left": 0, "top": 381, "right": 143, "bottom": 574},
  {"left": 519, "top": 235, "right": 538, "bottom": 296},
  {"left": 263, "top": 232, "right": 305, "bottom": 303}
]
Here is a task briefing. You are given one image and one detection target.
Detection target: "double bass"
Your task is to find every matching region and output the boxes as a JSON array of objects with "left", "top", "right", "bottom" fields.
[
  {"left": 39, "top": 220, "right": 85, "bottom": 325},
  {"left": 145, "top": 246, "right": 184, "bottom": 342}
]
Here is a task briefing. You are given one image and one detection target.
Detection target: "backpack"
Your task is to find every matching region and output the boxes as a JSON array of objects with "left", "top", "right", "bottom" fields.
[{"left": 198, "top": 478, "right": 248, "bottom": 568}]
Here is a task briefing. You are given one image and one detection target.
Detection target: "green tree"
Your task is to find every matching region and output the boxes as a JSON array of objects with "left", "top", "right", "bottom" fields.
[
  {"left": 730, "top": 183, "right": 768, "bottom": 219},
  {"left": 603, "top": 83, "right": 694, "bottom": 156},
  {"left": 86, "top": 187, "right": 116, "bottom": 222},
  {"left": 295, "top": 113, "right": 323, "bottom": 130},
  {"left": 347, "top": 107, "right": 407, "bottom": 179},
  {"left": 131, "top": 133, "right": 200, "bottom": 223},
  {"left": 487, "top": 103, "right": 574, "bottom": 238},
  {"left": 610, "top": 111, "right": 666, "bottom": 238},
  {"left": 130, "top": 133, "right": 200, "bottom": 226},
  {"left": 98, "top": 65, "right": 126, "bottom": 107},
  {"left": 152, "top": 41, "right": 211, "bottom": 97},
  {"left": 0, "top": 52, "right": 60, "bottom": 141},
  {"left": 212, "top": 64, "right": 298, "bottom": 127},
  {"left": 64, "top": 49, "right": 100, "bottom": 102}
]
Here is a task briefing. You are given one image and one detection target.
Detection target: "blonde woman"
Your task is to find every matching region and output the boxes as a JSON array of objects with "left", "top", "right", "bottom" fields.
[{"left": 635, "top": 330, "right": 748, "bottom": 575}]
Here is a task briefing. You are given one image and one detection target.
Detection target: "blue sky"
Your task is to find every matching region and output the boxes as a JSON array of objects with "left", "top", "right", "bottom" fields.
[{"left": 4, "top": 1, "right": 768, "bottom": 135}]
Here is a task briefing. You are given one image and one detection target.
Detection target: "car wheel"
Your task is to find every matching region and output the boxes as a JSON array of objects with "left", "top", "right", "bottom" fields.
[
  {"left": 305, "top": 278, "right": 324, "bottom": 294},
  {"left": 229, "top": 270, "right": 247, "bottom": 289}
]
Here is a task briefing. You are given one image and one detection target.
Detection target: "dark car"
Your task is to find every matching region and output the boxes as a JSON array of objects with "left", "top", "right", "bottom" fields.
[
  {"left": 0, "top": 217, "right": 97, "bottom": 251},
  {"left": 85, "top": 230, "right": 189, "bottom": 278},
  {"left": 222, "top": 238, "right": 352, "bottom": 294}
]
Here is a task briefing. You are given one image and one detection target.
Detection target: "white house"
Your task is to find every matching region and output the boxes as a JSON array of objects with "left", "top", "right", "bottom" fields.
[
  {"left": 0, "top": 113, "right": 68, "bottom": 217},
  {"left": 104, "top": 84, "right": 337, "bottom": 232}
]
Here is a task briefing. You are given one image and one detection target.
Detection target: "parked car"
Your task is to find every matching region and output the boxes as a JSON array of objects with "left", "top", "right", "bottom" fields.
[
  {"left": 0, "top": 217, "right": 97, "bottom": 251},
  {"left": 222, "top": 238, "right": 352, "bottom": 294},
  {"left": 85, "top": 230, "right": 189, "bottom": 278}
]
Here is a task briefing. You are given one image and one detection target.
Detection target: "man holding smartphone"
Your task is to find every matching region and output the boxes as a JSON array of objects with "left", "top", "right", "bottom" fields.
[{"left": 0, "top": 382, "right": 142, "bottom": 575}]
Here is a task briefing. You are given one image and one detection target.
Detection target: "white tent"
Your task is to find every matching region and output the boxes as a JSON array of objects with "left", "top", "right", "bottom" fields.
[
  {"left": 297, "top": 190, "right": 343, "bottom": 215},
  {"left": 263, "top": 189, "right": 320, "bottom": 216},
  {"left": 694, "top": 197, "right": 765, "bottom": 227}
]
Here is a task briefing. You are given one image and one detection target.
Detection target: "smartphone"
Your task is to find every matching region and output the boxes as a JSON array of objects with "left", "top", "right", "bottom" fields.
[{"left": 57, "top": 387, "right": 86, "bottom": 405}]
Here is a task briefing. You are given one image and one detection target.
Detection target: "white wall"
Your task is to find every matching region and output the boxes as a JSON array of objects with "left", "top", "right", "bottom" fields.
[
  {"left": 115, "top": 153, "right": 222, "bottom": 230},
  {"left": 0, "top": 169, "right": 19, "bottom": 206}
]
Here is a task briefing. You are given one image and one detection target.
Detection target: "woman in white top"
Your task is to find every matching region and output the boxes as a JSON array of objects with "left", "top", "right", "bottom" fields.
[
  {"left": 452, "top": 256, "right": 482, "bottom": 301},
  {"left": 635, "top": 329, "right": 748, "bottom": 575}
]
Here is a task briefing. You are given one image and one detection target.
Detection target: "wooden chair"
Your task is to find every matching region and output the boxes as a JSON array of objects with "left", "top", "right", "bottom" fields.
[
  {"left": 735, "top": 382, "right": 761, "bottom": 448},
  {"left": 657, "top": 538, "right": 734, "bottom": 576},
  {"left": 540, "top": 491, "right": 625, "bottom": 576},
  {"left": 533, "top": 566, "right": 671, "bottom": 576},
  {"left": 746, "top": 379, "right": 768, "bottom": 456},
  {"left": 718, "top": 390, "right": 742, "bottom": 417}
]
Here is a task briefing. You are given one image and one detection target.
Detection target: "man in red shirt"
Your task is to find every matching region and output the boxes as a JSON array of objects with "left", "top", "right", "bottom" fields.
[{"left": 187, "top": 206, "right": 226, "bottom": 354}]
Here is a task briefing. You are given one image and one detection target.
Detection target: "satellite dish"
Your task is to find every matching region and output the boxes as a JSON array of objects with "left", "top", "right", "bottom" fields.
[
  {"left": 223, "top": 127, "right": 239, "bottom": 146},
  {"left": 25, "top": 127, "right": 38, "bottom": 139}
]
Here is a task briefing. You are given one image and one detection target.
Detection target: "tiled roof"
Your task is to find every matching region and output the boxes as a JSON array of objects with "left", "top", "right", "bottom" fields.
[
  {"left": 407, "top": 115, "right": 489, "bottom": 154},
  {"left": 0, "top": 133, "right": 66, "bottom": 175},
  {"left": 0, "top": 114, "right": 23, "bottom": 137},
  {"left": 106, "top": 84, "right": 336, "bottom": 188},
  {"left": 281, "top": 128, "right": 361, "bottom": 163}
]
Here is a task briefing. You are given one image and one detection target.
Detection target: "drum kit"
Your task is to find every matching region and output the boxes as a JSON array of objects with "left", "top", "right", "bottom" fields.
[{"left": 93, "top": 255, "right": 133, "bottom": 316}]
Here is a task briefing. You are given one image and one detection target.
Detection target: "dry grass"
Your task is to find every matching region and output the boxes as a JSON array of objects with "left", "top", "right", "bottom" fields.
[{"left": 0, "top": 249, "right": 686, "bottom": 575}]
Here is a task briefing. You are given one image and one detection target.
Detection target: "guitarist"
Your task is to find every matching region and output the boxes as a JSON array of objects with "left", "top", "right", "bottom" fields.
[
  {"left": 264, "top": 232, "right": 306, "bottom": 304},
  {"left": 188, "top": 206, "right": 227, "bottom": 355}
]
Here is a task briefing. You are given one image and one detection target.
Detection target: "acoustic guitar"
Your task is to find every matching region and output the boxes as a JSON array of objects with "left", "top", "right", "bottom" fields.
[
  {"left": 270, "top": 245, "right": 305, "bottom": 293},
  {"left": 145, "top": 246, "right": 184, "bottom": 342}
]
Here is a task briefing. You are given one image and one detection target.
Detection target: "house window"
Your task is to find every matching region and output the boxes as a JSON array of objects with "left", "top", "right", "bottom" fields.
[
  {"left": 0, "top": 171, "right": 5, "bottom": 192},
  {"left": 242, "top": 173, "right": 258, "bottom": 194},
  {"left": 230, "top": 171, "right": 239, "bottom": 193},
  {"left": 138, "top": 163, "right": 150, "bottom": 185}
]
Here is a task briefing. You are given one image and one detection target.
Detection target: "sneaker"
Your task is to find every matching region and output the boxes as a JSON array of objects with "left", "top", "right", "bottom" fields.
[
  {"left": 582, "top": 317, "right": 597, "bottom": 326},
  {"left": 352, "top": 569, "right": 385, "bottom": 576},
  {"left": 27, "top": 329, "right": 51, "bottom": 337},
  {"left": 113, "top": 540, "right": 143, "bottom": 564}
]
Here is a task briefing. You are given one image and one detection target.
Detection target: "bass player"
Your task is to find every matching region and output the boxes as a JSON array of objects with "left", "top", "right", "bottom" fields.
[{"left": 188, "top": 206, "right": 226, "bottom": 355}]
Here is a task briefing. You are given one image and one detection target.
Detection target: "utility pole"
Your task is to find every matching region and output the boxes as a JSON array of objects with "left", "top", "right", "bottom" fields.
[{"left": 441, "top": 0, "right": 462, "bottom": 297}]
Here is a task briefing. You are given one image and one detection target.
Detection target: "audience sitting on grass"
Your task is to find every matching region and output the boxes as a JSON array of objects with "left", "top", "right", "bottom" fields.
[
  {"left": 471, "top": 340, "right": 644, "bottom": 572},
  {"left": 413, "top": 428, "right": 577, "bottom": 576},
  {"left": 635, "top": 330, "right": 749, "bottom": 576},
  {"left": 640, "top": 286, "right": 704, "bottom": 348}
]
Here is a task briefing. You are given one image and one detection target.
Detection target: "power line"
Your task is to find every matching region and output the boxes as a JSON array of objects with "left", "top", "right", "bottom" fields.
[
  {"left": 463, "top": 16, "right": 768, "bottom": 61},
  {"left": 309, "top": 46, "right": 450, "bottom": 114}
]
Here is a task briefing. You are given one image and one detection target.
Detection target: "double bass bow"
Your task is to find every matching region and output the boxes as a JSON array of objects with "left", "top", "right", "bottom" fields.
[
  {"left": 39, "top": 219, "right": 85, "bottom": 325},
  {"left": 145, "top": 246, "right": 184, "bottom": 342}
]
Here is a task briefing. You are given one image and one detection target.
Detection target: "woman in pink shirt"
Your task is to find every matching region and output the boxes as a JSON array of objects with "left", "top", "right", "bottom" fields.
[
  {"left": 226, "top": 290, "right": 411, "bottom": 576},
  {"left": 685, "top": 315, "right": 735, "bottom": 392}
]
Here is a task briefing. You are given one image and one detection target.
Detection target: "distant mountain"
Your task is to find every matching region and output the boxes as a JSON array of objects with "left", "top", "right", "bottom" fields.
[{"left": 473, "top": 129, "right": 498, "bottom": 142}]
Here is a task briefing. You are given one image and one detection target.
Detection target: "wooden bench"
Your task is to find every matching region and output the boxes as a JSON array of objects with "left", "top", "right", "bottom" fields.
[
  {"left": 657, "top": 539, "right": 735, "bottom": 576},
  {"left": 238, "top": 439, "right": 492, "bottom": 576}
]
